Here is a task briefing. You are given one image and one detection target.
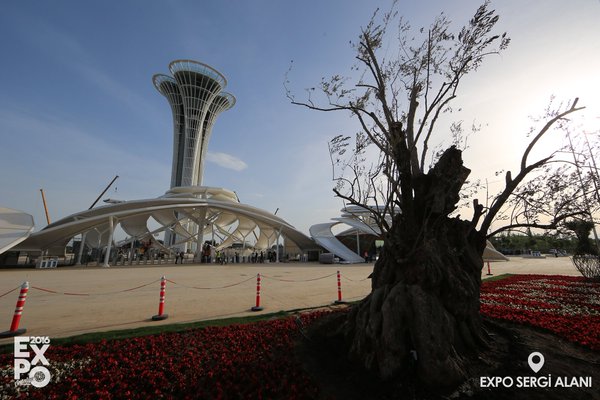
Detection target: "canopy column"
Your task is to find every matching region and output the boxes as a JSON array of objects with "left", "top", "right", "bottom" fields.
[
  {"left": 275, "top": 226, "right": 282, "bottom": 263},
  {"left": 76, "top": 232, "right": 87, "bottom": 265},
  {"left": 101, "top": 216, "right": 115, "bottom": 268}
]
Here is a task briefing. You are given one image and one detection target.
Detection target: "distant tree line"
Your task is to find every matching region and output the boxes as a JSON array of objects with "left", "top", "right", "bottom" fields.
[{"left": 490, "top": 233, "right": 578, "bottom": 255}]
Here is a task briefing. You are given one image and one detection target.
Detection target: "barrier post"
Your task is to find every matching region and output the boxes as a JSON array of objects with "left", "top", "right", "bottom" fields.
[
  {"left": 151, "top": 276, "right": 168, "bottom": 321},
  {"left": 334, "top": 270, "right": 346, "bottom": 304},
  {"left": 486, "top": 261, "right": 493, "bottom": 276},
  {"left": 0, "top": 282, "right": 29, "bottom": 338},
  {"left": 251, "top": 273, "right": 264, "bottom": 311}
]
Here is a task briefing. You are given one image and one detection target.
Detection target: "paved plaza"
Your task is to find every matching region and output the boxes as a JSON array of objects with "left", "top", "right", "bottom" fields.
[{"left": 0, "top": 256, "right": 582, "bottom": 344}]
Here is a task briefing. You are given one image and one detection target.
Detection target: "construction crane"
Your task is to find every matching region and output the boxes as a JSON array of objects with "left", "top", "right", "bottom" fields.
[
  {"left": 89, "top": 175, "right": 119, "bottom": 209},
  {"left": 39, "top": 189, "right": 51, "bottom": 225}
]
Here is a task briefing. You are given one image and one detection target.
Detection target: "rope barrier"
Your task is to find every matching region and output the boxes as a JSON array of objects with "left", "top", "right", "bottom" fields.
[
  {"left": 342, "top": 275, "right": 370, "bottom": 282},
  {"left": 29, "top": 278, "right": 161, "bottom": 297},
  {"left": 31, "top": 286, "right": 89, "bottom": 296},
  {"left": 0, "top": 286, "right": 19, "bottom": 299},
  {"left": 3, "top": 272, "right": 367, "bottom": 300},
  {"left": 166, "top": 275, "right": 256, "bottom": 290},
  {"left": 121, "top": 279, "right": 162, "bottom": 293},
  {"left": 1, "top": 271, "right": 371, "bottom": 335},
  {"left": 261, "top": 272, "right": 338, "bottom": 283}
]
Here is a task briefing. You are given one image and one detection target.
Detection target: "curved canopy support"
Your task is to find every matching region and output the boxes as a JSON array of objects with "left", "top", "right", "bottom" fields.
[
  {"left": 120, "top": 214, "right": 151, "bottom": 238},
  {"left": 13, "top": 194, "right": 316, "bottom": 254},
  {"left": 309, "top": 222, "right": 365, "bottom": 263}
]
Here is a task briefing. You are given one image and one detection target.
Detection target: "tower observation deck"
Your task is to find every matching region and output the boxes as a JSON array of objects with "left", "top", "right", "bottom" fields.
[{"left": 153, "top": 60, "right": 235, "bottom": 188}]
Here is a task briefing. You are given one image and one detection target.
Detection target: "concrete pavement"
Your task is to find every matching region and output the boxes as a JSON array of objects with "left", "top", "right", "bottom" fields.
[{"left": 0, "top": 256, "right": 582, "bottom": 343}]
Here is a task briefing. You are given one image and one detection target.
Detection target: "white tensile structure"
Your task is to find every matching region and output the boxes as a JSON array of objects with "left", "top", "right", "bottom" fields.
[
  {"left": 5, "top": 60, "right": 317, "bottom": 266},
  {"left": 0, "top": 207, "right": 34, "bottom": 255},
  {"left": 310, "top": 205, "right": 384, "bottom": 263},
  {"left": 310, "top": 205, "right": 507, "bottom": 263},
  {"left": 12, "top": 187, "right": 315, "bottom": 266}
]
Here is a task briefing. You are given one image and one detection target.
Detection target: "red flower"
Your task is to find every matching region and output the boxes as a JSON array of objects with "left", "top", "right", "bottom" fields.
[
  {"left": 0, "top": 312, "right": 329, "bottom": 398},
  {"left": 481, "top": 275, "right": 599, "bottom": 350}
]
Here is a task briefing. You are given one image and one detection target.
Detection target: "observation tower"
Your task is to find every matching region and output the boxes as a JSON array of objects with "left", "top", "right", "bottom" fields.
[{"left": 153, "top": 60, "right": 235, "bottom": 188}]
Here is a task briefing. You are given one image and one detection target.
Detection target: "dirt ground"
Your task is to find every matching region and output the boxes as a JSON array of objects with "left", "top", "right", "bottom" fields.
[{"left": 0, "top": 256, "right": 581, "bottom": 345}]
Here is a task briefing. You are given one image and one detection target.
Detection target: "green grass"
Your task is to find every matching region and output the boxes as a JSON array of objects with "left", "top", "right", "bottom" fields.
[{"left": 482, "top": 273, "right": 513, "bottom": 282}]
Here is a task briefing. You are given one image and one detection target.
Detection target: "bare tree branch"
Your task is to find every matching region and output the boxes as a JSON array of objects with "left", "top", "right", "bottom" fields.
[{"left": 488, "top": 211, "right": 587, "bottom": 237}]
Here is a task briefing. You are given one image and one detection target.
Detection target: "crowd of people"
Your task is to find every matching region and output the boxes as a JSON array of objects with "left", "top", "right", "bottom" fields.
[
  {"left": 248, "top": 250, "right": 278, "bottom": 263},
  {"left": 170, "top": 243, "right": 281, "bottom": 265}
]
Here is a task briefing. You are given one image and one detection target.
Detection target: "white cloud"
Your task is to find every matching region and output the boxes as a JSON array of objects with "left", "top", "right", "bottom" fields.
[{"left": 206, "top": 152, "right": 248, "bottom": 171}]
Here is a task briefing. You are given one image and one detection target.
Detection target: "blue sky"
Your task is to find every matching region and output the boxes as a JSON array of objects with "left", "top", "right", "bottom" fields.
[{"left": 0, "top": 0, "right": 599, "bottom": 236}]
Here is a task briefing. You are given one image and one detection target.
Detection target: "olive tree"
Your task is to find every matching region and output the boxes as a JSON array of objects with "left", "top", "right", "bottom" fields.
[{"left": 286, "top": 1, "right": 590, "bottom": 387}]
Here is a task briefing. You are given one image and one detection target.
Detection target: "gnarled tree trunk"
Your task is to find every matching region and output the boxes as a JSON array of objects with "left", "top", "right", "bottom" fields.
[{"left": 342, "top": 147, "right": 487, "bottom": 388}]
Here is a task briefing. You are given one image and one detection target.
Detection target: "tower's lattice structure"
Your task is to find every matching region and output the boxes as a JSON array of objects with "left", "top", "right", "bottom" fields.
[{"left": 153, "top": 60, "right": 235, "bottom": 188}]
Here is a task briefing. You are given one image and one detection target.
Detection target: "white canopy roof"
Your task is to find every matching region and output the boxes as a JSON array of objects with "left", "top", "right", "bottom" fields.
[
  {"left": 0, "top": 207, "right": 35, "bottom": 254},
  {"left": 11, "top": 187, "right": 316, "bottom": 255}
]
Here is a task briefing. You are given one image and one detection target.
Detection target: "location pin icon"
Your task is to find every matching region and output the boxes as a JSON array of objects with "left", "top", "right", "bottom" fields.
[{"left": 528, "top": 352, "right": 544, "bottom": 373}]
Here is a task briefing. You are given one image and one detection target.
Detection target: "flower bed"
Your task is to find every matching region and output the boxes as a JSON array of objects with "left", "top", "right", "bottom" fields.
[
  {"left": 0, "top": 312, "right": 326, "bottom": 399},
  {"left": 481, "top": 274, "right": 600, "bottom": 350}
]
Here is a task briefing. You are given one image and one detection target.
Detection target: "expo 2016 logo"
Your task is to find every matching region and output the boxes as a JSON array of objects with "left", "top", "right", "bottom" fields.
[{"left": 14, "top": 336, "right": 51, "bottom": 388}]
